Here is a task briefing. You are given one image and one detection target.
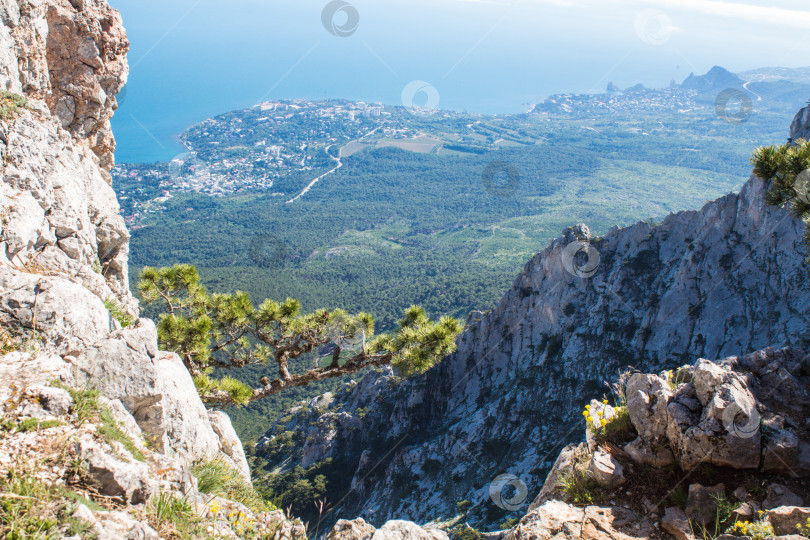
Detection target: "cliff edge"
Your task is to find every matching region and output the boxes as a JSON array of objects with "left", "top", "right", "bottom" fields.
[{"left": 0, "top": 1, "right": 305, "bottom": 537}]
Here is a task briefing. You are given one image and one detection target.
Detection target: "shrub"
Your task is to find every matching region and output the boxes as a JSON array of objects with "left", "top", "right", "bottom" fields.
[
  {"left": 193, "top": 458, "right": 275, "bottom": 514},
  {"left": 559, "top": 467, "right": 603, "bottom": 505},
  {"left": 103, "top": 297, "right": 134, "bottom": 328},
  {"left": 148, "top": 491, "right": 203, "bottom": 538},
  {"left": 0, "top": 91, "right": 27, "bottom": 121},
  {"left": 450, "top": 524, "right": 485, "bottom": 540}
]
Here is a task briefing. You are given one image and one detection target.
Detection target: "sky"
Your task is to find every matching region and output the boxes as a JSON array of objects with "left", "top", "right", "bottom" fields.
[{"left": 108, "top": 0, "right": 810, "bottom": 163}]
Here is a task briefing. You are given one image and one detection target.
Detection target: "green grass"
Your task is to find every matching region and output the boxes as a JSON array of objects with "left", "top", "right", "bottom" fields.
[
  {"left": 193, "top": 458, "right": 276, "bottom": 514},
  {"left": 0, "top": 418, "right": 64, "bottom": 434},
  {"left": 97, "top": 406, "right": 145, "bottom": 461},
  {"left": 51, "top": 382, "right": 100, "bottom": 425},
  {"left": 558, "top": 467, "right": 604, "bottom": 506},
  {"left": 0, "top": 463, "right": 97, "bottom": 540},
  {"left": 450, "top": 524, "right": 485, "bottom": 540},
  {"left": 51, "top": 382, "right": 144, "bottom": 461},
  {"left": 148, "top": 491, "right": 205, "bottom": 538}
]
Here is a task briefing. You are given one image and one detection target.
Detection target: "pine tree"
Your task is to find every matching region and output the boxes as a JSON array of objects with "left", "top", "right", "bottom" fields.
[
  {"left": 139, "top": 265, "right": 462, "bottom": 406},
  {"left": 751, "top": 138, "right": 810, "bottom": 257}
]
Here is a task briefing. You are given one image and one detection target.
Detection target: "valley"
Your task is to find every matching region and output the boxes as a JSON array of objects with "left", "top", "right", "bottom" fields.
[{"left": 114, "top": 67, "right": 809, "bottom": 442}]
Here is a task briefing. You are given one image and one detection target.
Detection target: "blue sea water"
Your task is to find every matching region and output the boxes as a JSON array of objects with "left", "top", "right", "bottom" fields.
[{"left": 108, "top": 0, "right": 810, "bottom": 164}]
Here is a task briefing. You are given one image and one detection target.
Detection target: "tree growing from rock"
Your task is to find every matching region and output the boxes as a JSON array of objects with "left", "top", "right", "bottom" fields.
[
  {"left": 139, "top": 264, "right": 462, "bottom": 405},
  {"left": 752, "top": 138, "right": 810, "bottom": 256}
]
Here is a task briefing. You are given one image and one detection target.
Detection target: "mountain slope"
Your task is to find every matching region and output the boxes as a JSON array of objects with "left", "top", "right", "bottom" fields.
[{"left": 257, "top": 106, "right": 810, "bottom": 527}]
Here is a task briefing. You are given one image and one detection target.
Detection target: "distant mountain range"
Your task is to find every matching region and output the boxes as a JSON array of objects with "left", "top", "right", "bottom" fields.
[{"left": 600, "top": 65, "right": 810, "bottom": 114}]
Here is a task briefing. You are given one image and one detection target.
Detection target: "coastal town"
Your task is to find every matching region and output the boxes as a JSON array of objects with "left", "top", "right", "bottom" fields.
[{"left": 111, "top": 85, "right": 757, "bottom": 226}]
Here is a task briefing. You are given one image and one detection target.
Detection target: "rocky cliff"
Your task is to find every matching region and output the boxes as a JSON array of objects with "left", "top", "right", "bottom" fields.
[
  {"left": 257, "top": 106, "right": 810, "bottom": 528},
  {"left": 328, "top": 345, "right": 809, "bottom": 540},
  {"left": 0, "top": 1, "right": 305, "bottom": 537}
]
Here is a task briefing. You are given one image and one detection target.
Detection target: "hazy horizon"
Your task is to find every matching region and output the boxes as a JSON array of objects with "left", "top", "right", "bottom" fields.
[{"left": 109, "top": 0, "right": 810, "bottom": 164}]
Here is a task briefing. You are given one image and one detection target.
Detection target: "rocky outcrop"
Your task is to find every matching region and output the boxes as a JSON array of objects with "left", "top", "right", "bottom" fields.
[
  {"left": 0, "top": 0, "right": 128, "bottom": 170},
  {"left": 258, "top": 106, "right": 810, "bottom": 527},
  {"left": 0, "top": 0, "right": 265, "bottom": 537},
  {"left": 497, "top": 346, "right": 809, "bottom": 540},
  {"left": 329, "top": 518, "right": 450, "bottom": 540}
]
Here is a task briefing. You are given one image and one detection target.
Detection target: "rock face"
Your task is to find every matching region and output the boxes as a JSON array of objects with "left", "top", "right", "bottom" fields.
[
  {"left": 505, "top": 500, "right": 642, "bottom": 540},
  {"left": 0, "top": 1, "right": 272, "bottom": 537},
  {"left": 0, "top": 0, "right": 128, "bottom": 170},
  {"left": 257, "top": 106, "right": 810, "bottom": 527}
]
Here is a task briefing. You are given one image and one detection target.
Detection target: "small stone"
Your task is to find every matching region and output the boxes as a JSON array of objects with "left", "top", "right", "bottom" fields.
[
  {"left": 685, "top": 483, "right": 725, "bottom": 526},
  {"left": 662, "top": 507, "right": 694, "bottom": 540},
  {"left": 762, "top": 484, "right": 804, "bottom": 509},
  {"left": 587, "top": 449, "right": 626, "bottom": 489},
  {"left": 766, "top": 506, "right": 810, "bottom": 535}
]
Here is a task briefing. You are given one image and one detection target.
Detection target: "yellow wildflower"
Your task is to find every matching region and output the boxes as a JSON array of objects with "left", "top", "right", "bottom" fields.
[
  {"left": 585, "top": 405, "right": 591, "bottom": 410},
  {"left": 600, "top": 419, "right": 607, "bottom": 426},
  {"left": 597, "top": 411, "right": 603, "bottom": 417},
  {"left": 210, "top": 501, "right": 221, "bottom": 515},
  {"left": 602, "top": 399, "right": 608, "bottom": 404}
]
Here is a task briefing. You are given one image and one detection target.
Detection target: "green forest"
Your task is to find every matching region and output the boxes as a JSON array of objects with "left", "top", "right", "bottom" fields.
[{"left": 121, "top": 99, "right": 794, "bottom": 444}]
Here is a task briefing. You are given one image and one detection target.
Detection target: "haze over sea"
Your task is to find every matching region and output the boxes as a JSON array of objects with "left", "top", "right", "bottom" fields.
[{"left": 109, "top": 0, "right": 810, "bottom": 164}]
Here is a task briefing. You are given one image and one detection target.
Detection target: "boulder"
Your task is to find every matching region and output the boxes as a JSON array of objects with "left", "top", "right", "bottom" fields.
[
  {"left": 623, "top": 437, "right": 674, "bottom": 467},
  {"left": 372, "top": 520, "right": 448, "bottom": 540},
  {"left": 77, "top": 436, "right": 156, "bottom": 504},
  {"left": 0, "top": 270, "right": 112, "bottom": 352},
  {"left": 673, "top": 361, "right": 761, "bottom": 470},
  {"left": 93, "top": 510, "right": 159, "bottom": 540},
  {"left": 763, "top": 428, "right": 810, "bottom": 477},
  {"left": 587, "top": 449, "right": 625, "bottom": 489},
  {"left": 329, "top": 518, "right": 377, "bottom": 540},
  {"left": 71, "top": 320, "right": 165, "bottom": 444},
  {"left": 763, "top": 484, "right": 804, "bottom": 510},
  {"left": 507, "top": 501, "right": 642, "bottom": 540},
  {"left": 767, "top": 506, "right": 810, "bottom": 536},
  {"left": 0, "top": 352, "right": 70, "bottom": 403},
  {"left": 625, "top": 373, "right": 672, "bottom": 441},
  {"left": 24, "top": 383, "right": 72, "bottom": 416}
]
